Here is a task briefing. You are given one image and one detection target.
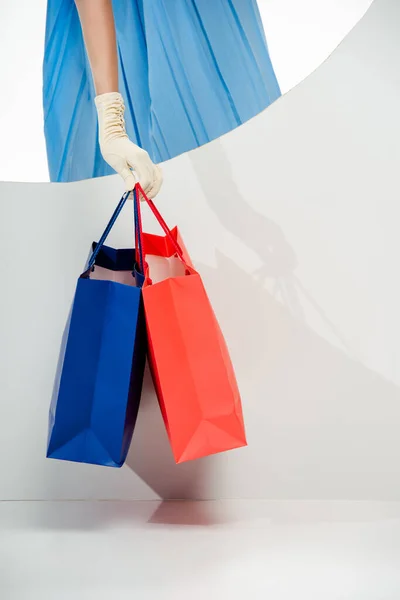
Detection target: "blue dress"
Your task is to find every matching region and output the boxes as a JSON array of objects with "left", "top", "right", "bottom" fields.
[{"left": 43, "top": 0, "right": 281, "bottom": 183}]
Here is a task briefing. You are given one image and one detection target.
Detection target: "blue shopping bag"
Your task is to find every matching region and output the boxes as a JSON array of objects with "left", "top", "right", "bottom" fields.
[{"left": 47, "top": 193, "right": 146, "bottom": 467}]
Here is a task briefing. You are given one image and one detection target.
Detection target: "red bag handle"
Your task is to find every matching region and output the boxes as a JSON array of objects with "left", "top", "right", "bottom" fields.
[
  {"left": 134, "top": 183, "right": 189, "bottom": 276},
  {"left": 134, "top": 187, "right": 144, "bottom": 272}
]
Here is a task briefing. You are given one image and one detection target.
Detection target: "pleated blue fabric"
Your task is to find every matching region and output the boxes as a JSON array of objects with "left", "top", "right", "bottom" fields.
[{"left": 43, "top": 0, "right": 281, "bottom": 183}]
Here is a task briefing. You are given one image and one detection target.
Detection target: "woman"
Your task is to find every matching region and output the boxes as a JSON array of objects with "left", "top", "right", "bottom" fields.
[{"left": 43, "top": 0, "right": 281, "bottom": 197}]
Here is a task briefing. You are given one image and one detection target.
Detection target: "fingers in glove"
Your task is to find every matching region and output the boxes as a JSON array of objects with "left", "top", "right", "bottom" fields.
[
  {"left": 126, "top": 151, "right": 153, "bottom": 196},
  {"left": 119, "top": 165, "right": 137, "bottom": 192},
  {"left": 146, "top": 165, "right": 163, "bottom": 199}
]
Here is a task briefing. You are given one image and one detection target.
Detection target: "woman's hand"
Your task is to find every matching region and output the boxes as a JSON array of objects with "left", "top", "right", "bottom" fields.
[{"left": 95, "top": 92, "right": 163, "bottom": 197}]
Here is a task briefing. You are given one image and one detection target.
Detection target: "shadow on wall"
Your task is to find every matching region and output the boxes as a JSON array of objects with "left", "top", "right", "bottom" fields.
[
  {"left": 189, "top": 139, "right": 356, "bottom": 354},
  {"left": 125, "top": 141, "right": 400, "bottom": 501},
  {"left": 190, "top": 139, "right": 298, "bottom": 281}
]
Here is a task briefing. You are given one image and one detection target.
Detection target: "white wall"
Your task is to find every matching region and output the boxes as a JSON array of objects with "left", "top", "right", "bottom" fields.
[
  {"left": 0, "top": 0, "right": 373, "bottom": 183},
  {"left": 1, "top": 0, "right": 399, "bottom": 501}
]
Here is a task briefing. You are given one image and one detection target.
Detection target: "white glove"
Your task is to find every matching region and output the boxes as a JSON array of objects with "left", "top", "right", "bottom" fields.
[{"left": 94, "top": 92, "right": 162, "bottom": 198}]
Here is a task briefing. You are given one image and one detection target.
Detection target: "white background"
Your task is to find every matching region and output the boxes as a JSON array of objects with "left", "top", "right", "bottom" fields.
[
  {"left": 1, "top": 0, "right": 399, "bottom": 502},
  {"left": 0, "top": 0, "right": 373, "bottom": 182}
]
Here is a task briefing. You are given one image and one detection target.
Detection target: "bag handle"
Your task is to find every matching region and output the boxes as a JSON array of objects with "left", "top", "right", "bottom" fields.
[
  {"left": 133, "top": 187, "right": 145, "bottom": 273},
  {"left": 134, "top": 183, "right": 188, "bottom": 274},
  {"left": 86, "top": 192, "right": 130, "bottom": 271}
]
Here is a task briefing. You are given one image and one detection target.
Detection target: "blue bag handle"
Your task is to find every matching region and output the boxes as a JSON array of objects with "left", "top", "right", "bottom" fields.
[{"left": 84, "top": 192, "right": 131, "bottom": 274}]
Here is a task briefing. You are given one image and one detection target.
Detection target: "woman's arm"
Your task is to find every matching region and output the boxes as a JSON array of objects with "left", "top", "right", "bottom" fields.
[
  {"left": 75, "top": 0, "right": 118, "bottom": 94},
  {"left": 74, "top": 0, "right": 162, "bottom": 196}
]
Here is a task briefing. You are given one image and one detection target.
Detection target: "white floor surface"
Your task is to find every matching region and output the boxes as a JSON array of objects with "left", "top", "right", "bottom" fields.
[{"left": 1, "top": 500, "right": 400, "bottom": 599}]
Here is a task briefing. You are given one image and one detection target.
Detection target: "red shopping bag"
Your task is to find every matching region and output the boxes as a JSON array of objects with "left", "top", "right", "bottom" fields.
[{"left": 134, "top": 184, "right": 247, "bottom": 463}]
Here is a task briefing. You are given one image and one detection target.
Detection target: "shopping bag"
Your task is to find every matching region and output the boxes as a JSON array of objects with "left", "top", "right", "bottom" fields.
[
  {"left": 134, "top": 184, "right": 247, "bottom": 463},
  {"left": 47, "top": 194, "right": 146, "bottom": 467}
]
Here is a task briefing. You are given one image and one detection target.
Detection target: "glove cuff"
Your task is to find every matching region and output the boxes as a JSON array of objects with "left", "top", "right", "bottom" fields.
[
  {"left": 94, "top": 91, "right": 123, "bottom": 107},
  {"left": 95, "top": 92, "right": 128, "bottom": 145}
]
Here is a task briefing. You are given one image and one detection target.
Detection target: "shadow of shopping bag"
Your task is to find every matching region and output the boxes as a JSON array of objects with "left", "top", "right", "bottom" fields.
[
  {"left": 134, "top": 184, "right": 247, "bottom": 464},
  {"left": 47, "top": 194, "right": 146, "bottom": 467}
]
